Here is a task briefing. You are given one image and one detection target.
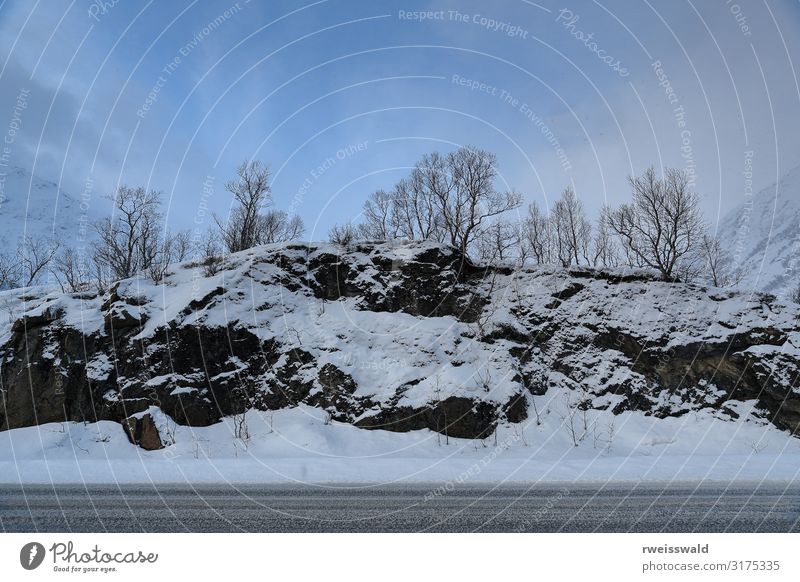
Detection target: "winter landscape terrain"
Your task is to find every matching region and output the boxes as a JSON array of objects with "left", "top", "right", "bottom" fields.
[
  {"left": 0, "top": 233, "right": 798, "bottom": 485},
  {"left": 0, "top": 166, "right": 102, "bottom": 252},
  {"left": 718, "top": 164, "right": 800, "bottom": 299},
  {"left": 0, "top": 57, "right": 797, "bottom": 495},
  {"left": 3, "top": 0, "right": 800, "bottom": 554}
]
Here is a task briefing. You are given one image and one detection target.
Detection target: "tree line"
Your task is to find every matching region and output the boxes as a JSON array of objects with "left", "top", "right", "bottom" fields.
[
  {"left": 0, "top": 147, "right": 753, "bottom": 293},
  {"left": 330, "top": 145, "right": 743, "bottom": 285},
  {"left": 0, "top": 160, "right": 305, "bottom": 292}
]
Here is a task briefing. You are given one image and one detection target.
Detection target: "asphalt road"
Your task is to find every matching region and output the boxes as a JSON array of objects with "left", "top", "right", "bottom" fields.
[{"left": 1, "top": 483, "right": 798, "bottom": 532}]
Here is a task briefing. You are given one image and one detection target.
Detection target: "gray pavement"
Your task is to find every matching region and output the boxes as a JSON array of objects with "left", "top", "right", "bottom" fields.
[{"left": 1, "top": 482, "right": 798, "bottom": 532}]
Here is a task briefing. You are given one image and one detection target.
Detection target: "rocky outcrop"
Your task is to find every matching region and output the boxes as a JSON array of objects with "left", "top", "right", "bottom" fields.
[{"left": 0, "top": 240, "right": 798, "bottom": 448}]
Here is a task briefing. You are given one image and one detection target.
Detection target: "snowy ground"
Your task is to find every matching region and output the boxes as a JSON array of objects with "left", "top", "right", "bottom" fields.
[{"left": 2, "top": 404, "right": 799, "bottom": 485}]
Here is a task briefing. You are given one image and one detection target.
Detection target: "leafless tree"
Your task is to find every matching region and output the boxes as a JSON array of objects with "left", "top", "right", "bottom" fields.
[
  {"left": 551, "top": 187, "right": 592, "bottom": 267},
  {"left": 17, "top": 236, "right": 60, "bottom": 287},
  {"left": 604, "top": 167, "right": 704, "bottom": 281},
  {"left": 233, "top": 412, "right": 250, "bottom": 443},
  {"left": 199, "top": 230, "right": 224, "bottom": 276},
  {"left": 430, "top": 375, "right": 449, "bottom": 446},
  {"left": 283, "top": 214, "right": 306, "bottom": 242},
  {"left": 170, "top": 229, "right": 194, "bottom": 262},
  {"left": 0, "top": 251, "right": 21, "bottom": 289},
  {"left": 476, "top": 220, "right": 522, "bottom": 265},
  {"left": 357, "top": 147, "right": 521, "bottom": 258},
  {"left": 53, "top": 247, "right": 91, "bottom": 292},
  {"left": 438, "top": 147, "right": 522, "bottom": 256},
  {"left": 790, "top": 283, "right": 800, "bottom": 304},
  {"left": 700, "top": 233, "right": 743, "bottom": 287},
  {"left": 328, "top": 222, "right": 358, "bottom": 246},
  {"left": 90, "top": 253, "right": 112, "bottom": 294},
  {"left": 360, "top": 189, "right": 399, "bottom": 240},
  {"left": 146, "top": 236, "right": 175, "bottom": 283},
  {"left": 524, "top": 201, "right": 553, "bottom": 264},
  {"left": 92, "top": 186, "right": 163, "bottom": 281},
  {"left": 257, "top": 210, "right": 305, "bottom": 244},
  {"left": 591, "top": 213, "right": 619, "bottom": 268},
  {"left": 561, "top": 392, "right": 581, "bottom": 447},
  {"left": 215, "top": 160, "right": 272, "bottom": 253},
  {"left": 389, "top": 175, "right": 443, "bottom": 242}
]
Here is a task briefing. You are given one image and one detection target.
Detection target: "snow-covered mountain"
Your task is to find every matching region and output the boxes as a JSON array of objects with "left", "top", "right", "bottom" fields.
[
  {"left": 0, "top": 166, "right": 100, "bottom": 250},
  {"left": 718, "top": 165, "right": 800, "bottom": 297}
]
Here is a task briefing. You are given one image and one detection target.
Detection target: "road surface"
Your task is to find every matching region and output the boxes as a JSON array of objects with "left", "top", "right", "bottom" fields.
[{"left": 1, "top": 483, "right": 798, "bottom": 532}]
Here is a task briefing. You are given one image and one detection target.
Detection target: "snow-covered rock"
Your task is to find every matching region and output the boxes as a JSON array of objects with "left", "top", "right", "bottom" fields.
[{"left": 1, "top": 240, "right": 798, "bottom": 451}]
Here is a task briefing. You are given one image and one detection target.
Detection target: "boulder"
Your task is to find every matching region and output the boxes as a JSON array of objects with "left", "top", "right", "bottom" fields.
[{"left": 122, "top": 412, "right": 164, "bottom": 451}]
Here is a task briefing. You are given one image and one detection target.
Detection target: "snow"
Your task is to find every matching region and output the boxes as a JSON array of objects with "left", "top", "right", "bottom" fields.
[
  {"left": 718, "top": 164, "right": 800, "bottom": 298},
  {"left": 0, "top": 239, "right": 798, "bottom": 484},
  {"left": 0, "top": 166, "right": 105, "bottom": 253},
  {"left": 1, "top": 404, "right": 799, "bottom": 485}
]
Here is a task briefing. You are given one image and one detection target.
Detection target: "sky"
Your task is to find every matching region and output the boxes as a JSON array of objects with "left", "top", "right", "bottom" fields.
[{"left": 0, "top": 0, "right": 799, "bottom": 241}]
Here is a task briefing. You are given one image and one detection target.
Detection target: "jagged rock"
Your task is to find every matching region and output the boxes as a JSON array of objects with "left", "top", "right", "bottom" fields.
[
  {"left": 101, "top": 282, "right": 150, "bottom": 332},
  {"left": 309, "top": 363, "right": 359, "bottom": 415},
  {"left": 104, "top": 304, "right": 146, "bottom": 331},
  {"left": 10, "top": 306, "right": 64, "bottom": 333}
]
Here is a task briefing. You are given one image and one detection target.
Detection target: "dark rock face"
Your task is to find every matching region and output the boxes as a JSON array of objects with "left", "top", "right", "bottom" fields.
[
  {"left": 308, "top": 242, "right": 486, "bottom": 320},
  {"left": 1, "top": 240, "right": 799, "bottom": 448},
  {"left": 0, "top": 325, "right": 109, "bottom": 431},
  {"left": 354, "top": 397, "right": 498, "bottom": 439}
]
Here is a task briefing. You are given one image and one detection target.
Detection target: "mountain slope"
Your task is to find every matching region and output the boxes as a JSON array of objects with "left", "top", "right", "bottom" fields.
[
  {"left": 0, "top": 166, "right": 100, "bottom": 250},
  {"left": 718, "top": 165, "right": 800, "bottom": 297},
  {"left": 1, "top": 240, "right": 798, "bottom": 460}
]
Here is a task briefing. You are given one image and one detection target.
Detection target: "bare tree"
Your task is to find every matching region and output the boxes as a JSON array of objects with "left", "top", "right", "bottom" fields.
[
  {"left": 257, "top": 210, "right": 305, "bottom": 244},
  {"left": 391, "top": 175, "right": 442, "bottom": 242},
  {"left": 282, "top": 214, "right": 306, "bottom": 242},
  {"left": 328, "top": 222, "right": 358, "bottom": 246},
  {"left": 200, "top": 230, "right": 224, "bottom": 276},
  {"left": 551, "top": 187, "right": 591, "bottom": 267},
  {"left": 604, "top": 167, "right": 704, "bottom": 281},
  {"left": 215, "top": 160, "right": 272, "bottom": 253},
  {"left": 0, "top": 251, "right": 21, "bottom": 289},
  {"left": 561, "top": 392, "right": 581, "bottom": 447},
  {"left": 591, "top": 213, "right": 619, "bottom": 268},
  {"left": 357, "top": 147, "right": 521, "bottom": 258},
  {"left": 92, "top": 186, "right": 163, "bottom": 281},
  {"left": 146, "top": 236, "right": 175, "bottom": 283},
  {"left": 170, "top": 229, "right": 194, "bottom": 262},
  {"left": 524, "top": 201, "right": 553, "bottom": 264},
  {"left": 790, "top": 282, "right": 800, "bottom": 304},
  {"left": 233, "top": 412, "right": 250, "bottom": 443},
  {"left": 90, "top": 253, "right": 112, "bottom": 294},
  {"left": 440, "top": 147, "right": 522, "bottom": 256},
  {"left": 476, "top": 220, "right": 521, "bottom": 264},
  {"left": 17, "top": 236, "right": 60, "bottom": 287},
  {"left": 700, "top": 233, "right": 742, "bottom": 287},
  {"left": 53, "top": 247, "right": 91, "bottom": 292},
  {"left": 360, "top": 189, "right": 399, "bottom": 240}
]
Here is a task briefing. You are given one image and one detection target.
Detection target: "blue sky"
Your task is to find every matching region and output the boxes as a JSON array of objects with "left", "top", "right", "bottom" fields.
[{"left": 1, "top": 0, "right": 799, "bottom": 240}]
